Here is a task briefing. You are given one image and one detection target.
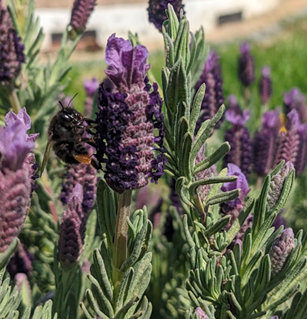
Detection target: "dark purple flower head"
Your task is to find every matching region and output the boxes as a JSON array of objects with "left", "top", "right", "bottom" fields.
[
  {"left": 0, "top": 1, "right": 25, "bottom": 85},
  {"left": 222, "top": 164, "right": 250, "bottom": 207},
  {"left": 270, "top": 228, "right": 294, "bottom": 276},
  {"left": 58, "top": 184, "right": 86, "bottom": 268},
  {"left": 7, "top": 243, "right": 34, "bottom": 278},
  {"left": 95, "top": 35, "right": 166, "bottom": 193},
  {"left": 0, "top": 108, "right": 37, "bottom": 172},
  {"left": 283, "top": 88, "right": 307, "bottom": 123},
  {"left": 238, "top": 42, "right": 255, "bottom": 87},
  {"left": 147, "top": 0, "right": 185, "bottom": 32},
  {"left": 69, "top": 0, "right": 96, "bottom": 33},
  {"left": 259, "top": 66, "right": 272, "bottom": 104},
  {"left": 84, "top": 77, "right": 99, "bottom": 97},
  {"left": 194, "top": 51, "right": 224, "bottom": 131}
]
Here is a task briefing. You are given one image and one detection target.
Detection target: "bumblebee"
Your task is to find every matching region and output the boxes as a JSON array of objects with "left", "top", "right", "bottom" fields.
[{"left": 41, "top": 94, "right": 98, "bottom": 175}]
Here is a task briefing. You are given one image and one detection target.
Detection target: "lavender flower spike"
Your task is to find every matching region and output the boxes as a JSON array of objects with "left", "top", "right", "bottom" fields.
[
  {"left": 0, "top": 108, "right": 36, "bottom": 252},
  {"left": 60, "top": 162, "right": 97, "bottom": 214},
  {"left": 195, "top": 307, "right": 209, "bottom": 319},
  {"left": 259, "top": 67, "right": 272, "bottom": 104},
  {"left": 0, "top": 0, "right": 25, "bottom": 85},
  {"left": 194, "top": 51, "right": 224, "bottom": 131},
  {"left": 95, "top": 34, "right": 166, "bottom": 193},
  {"left": 238, "top": 43, "right": 255, "bottom": 87},
  {"left": 58, "top": 184, "right": 86, "bottom": 268},
  {"left": 69, "top": 0, "right": 96, "bottom": 34},
  {"left": 270, "top": 228, "right": 295, "bottom": 276},
  {"left": 267, "top": 161, "right": 294, "bottom": 212},
  {"left": 148, "top": 0, "right": 185, "bottom": 32},
  {"left": 224, "top": 96, "right": 253, "bottom": 177}
]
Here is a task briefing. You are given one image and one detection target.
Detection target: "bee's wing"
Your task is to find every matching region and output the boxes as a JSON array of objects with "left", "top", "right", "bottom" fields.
[{"left": 40, "top": 134, "right": 54, "bottom": 177}]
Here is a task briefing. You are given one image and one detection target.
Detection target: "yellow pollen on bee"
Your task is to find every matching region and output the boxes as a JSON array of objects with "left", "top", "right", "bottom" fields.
[{"left": 279, "top": 113, "right": 288, "bottom": 133}]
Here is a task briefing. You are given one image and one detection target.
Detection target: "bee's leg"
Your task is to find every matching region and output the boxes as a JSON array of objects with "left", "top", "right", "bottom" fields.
[
  {"left": 85, "top": 126, "right": 96, "bottom": 135},
  {"left": 90, "top": 155, "right": 100, "bottom": 170},
  {"left": 84, "top": 118, "right": 96, "bottom": 125},
  {"left": 82, "top": 137, "right": 96, "bottom": 147}
]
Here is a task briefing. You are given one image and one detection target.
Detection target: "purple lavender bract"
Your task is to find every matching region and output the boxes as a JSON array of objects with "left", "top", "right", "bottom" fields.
[
  {"left": 95, "top": 34, "right": 166, "bottom": 193},
  {"left": 147, "top": 0, "right": 185, "bottom": 32},
  {"left": 0, "top": 0, "right": 25, "bottom": 85},
  {"left": 194, "top": 51, "right": 224, "bottom": 131},
  {"left": 224, "top": 96, "right": 252, "bottom": 177},
  {"left": 283, "top": 88, "right": 307, "bottom": 123},
  {"left": 238, "top": 43, "right": 255, "bottom": 87},
  {"left": 0, "top": 108, "right": 36, "bottom": 252}
]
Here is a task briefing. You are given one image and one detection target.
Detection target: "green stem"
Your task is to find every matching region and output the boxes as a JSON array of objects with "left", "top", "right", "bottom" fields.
[
  {"left": 192, "top": 193, "right": 205, "bottom": 223},
  {"left": 7, "top": 85, "right": 21, "bottom": 113},
  {"left": 113, "top": 189, "right": 132, "bottom": 272}
]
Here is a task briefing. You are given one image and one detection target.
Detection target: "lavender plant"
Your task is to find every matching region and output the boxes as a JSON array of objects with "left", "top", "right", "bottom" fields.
[{"left": 1, "top": 1, "right": 307, "bottom": 319}]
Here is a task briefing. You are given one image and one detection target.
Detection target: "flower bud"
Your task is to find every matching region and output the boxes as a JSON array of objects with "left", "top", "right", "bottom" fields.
[
  {"left": 267, "top": 161, "right": 294, "bottom": 212},
  {"left": 238, "top": 43, "right": 255, "bottom": 87},
  {"left": 270, "top": 228, "right": 294, "bottom": 276},
  {"left": 259, "top": 67, "right": 272, "bottom": 104},
  {"left": 0, "top": 1, "right": 25, "bottom": 85},
  {"left": 69, "top": 0, "right": 96, "bottom": 35},
  {"left": 147, "top": 0, "right": 185, "bottom": 32},
  {"left": 95, "top": 34, "right": 166, "bottom": 193},
  {"left": 58, "top": 184, "right": 86, "bottom": 268},
  {"left": 194, "top": 51, "right": 224, "bottom": 132}
]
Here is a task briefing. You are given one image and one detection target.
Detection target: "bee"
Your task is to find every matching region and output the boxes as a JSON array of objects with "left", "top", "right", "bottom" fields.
[{"left": 41, "top": 94, "right": 98, "bottom": 175}]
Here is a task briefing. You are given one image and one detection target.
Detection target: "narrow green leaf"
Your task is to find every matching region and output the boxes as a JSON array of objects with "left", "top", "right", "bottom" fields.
[
  {"left": 189, "top": 84, "right": 205, "bottom": 135},
  {"left": 204, "top": 216, "right": 231, "bottom": 237},
  {"left": 179, "top": 132, "right": 193, "bottom": 180}
]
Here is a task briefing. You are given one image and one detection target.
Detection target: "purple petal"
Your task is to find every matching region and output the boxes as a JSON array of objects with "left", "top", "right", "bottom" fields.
[
  {"left": 84, "top": 77, "right": 99, "bottom": 96},
  {"left": 286, "top": 109, "right": 300, "bottom": 130},
  {"left": 261, "top": 66, "right": 271, "bottom": 77},
  {"left": 5, "top": 108, "right": 31, "bottom": 130},
  {"left": 262, "top": 110, "right": 281, "bottom": 130},
  {"left": 0, "top": 122, "right": 35, "bottom": 171}
]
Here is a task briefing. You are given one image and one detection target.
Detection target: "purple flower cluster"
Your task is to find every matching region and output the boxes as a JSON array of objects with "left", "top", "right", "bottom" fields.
[
  {"left": 0, "top": 0, "right": 25, "bottom": 85},
  {"left": 95, "top": 34, "right": 166, "bottom": 193},
  {"left": 259, "top": 67, "right": 272, "bottom": 104},
  {"left": 194, "top": 51, "right": 224, "bottom": 131},
  {"left": 224, "top": 95, "right": 253, "bottom": 177},
  {"left": 0, "top": 108, "right": 38, "bottom": 252},
  {"left": 60, "top": 163, "right": 97, "bottom": 214},
  {"left": 147, "top": 0, "right": 185, "bottom": 32},
  {"left": 254, "top": 109, "right": 307, "bottom": 176},
  {"left": 195, "top": 307, "right": 209, "bottom": 319},
  {"left": 69, "top": 0, "right": 96, "bottom": 33},
  {"left": 58, "top": 184, "right": 86, "bottom": 267},
  {"left": 84, "top": 77, "right": 99, "bottom": 118},
  {"left": 221, "top": 164, "right": 252, "bottom": 244},
  {"left": 238, "top": 43, "right": 255, "bottom": 87},
  {"left": 270, "top": 228, "right": 295, "bottom": 276},
  {"left": 283, "top": 88, "right": 307, "bottom": 123}
]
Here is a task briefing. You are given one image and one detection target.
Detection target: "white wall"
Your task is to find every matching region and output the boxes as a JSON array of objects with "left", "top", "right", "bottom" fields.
[{"left": 36, "top": 0, "right": 280, "bottom": 51}]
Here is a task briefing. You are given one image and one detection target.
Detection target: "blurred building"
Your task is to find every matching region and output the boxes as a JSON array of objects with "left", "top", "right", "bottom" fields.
[{"left": 35, "top": 0, "right": 281, "bottom": 51}]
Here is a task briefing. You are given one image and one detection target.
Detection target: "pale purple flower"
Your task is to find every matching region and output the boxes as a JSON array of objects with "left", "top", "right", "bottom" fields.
[
  {"left": 238, "top": 43, "right": 255, "bottom": 87},
  {"left": 69, "top": 0, "right": 96, "bottom": 33},
  {"left": 195, "top": 307, "right": 209, "bottom": 319},
  {"left": 259, "top": 66, "right": 272, "bottom": 104},
  {"left": 283, "top": 88, "right": 307, "bottom": 123},
  {"left": 84, "top": 77, "right": 99, "bottom": 97}
]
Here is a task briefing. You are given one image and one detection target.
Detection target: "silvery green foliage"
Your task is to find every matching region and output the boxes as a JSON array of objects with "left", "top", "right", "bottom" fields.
[
  {"left": 82, "top": 180, "right": 153, "bottom": 318},
  {"left": 161, "top": 5, "right": 238, "bottom": 219}
]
